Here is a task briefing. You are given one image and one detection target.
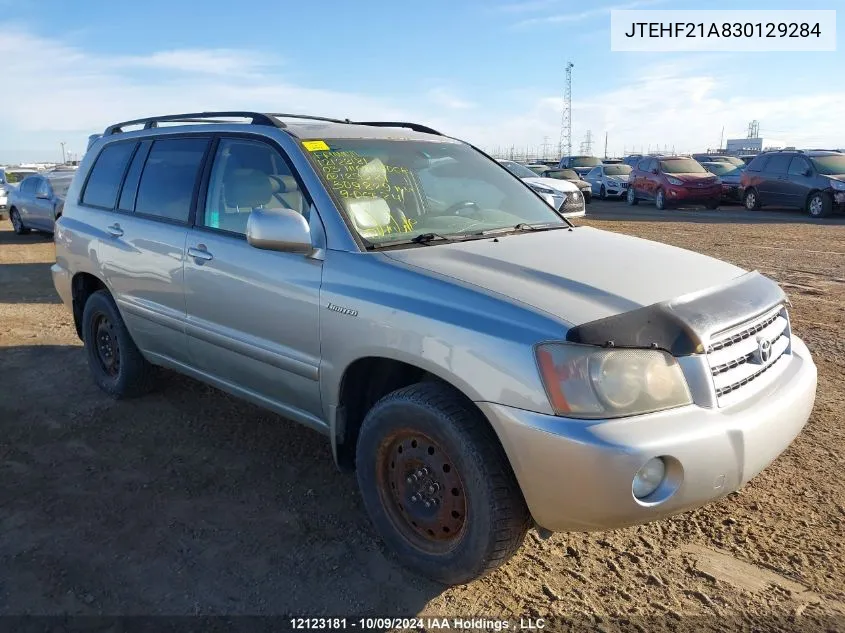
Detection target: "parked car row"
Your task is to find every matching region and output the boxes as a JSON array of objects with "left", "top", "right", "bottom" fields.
[{"left": 497, "top": 160, "right": 586, "bottom": 216}]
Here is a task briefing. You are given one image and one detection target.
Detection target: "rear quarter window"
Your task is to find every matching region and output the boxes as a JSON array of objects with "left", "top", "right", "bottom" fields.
[{"left": 82, "top": 142, "right": 138, "bottom": 209}]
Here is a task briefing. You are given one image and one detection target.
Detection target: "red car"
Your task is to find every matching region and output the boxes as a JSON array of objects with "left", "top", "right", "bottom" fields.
[{"left": 627, "top": 156, "right": 721, "bottom": 210}]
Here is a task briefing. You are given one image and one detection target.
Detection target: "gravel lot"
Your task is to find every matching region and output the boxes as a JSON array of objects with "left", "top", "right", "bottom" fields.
[{"left": 1, "top": 202, "right": 844, "bottom": 631}]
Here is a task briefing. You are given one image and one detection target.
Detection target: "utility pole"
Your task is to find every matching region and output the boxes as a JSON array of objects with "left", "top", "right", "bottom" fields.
[
  {"left": 719, "top": 126, "right": 725, "bottom": 151},
  {"left": 604, "top": 132, "right": 608, "bottom": 159},
  {"left": 60, "top": 142, "right": 66, "bottom": 164},
  {"left": 558, "top": 61, "right": 574, "bottom": 159}
]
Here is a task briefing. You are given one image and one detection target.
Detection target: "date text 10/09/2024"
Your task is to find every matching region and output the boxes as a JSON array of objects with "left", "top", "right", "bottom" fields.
[
  {"left": 290, "top": 617, "right": 547, "bottom": 630},
  {"left": 624, "top": 22, "right": 822, "bottom": 38}
]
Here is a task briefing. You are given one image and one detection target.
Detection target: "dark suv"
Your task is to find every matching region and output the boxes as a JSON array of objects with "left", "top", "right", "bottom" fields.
[
  {"left": 739, "top": 151, "right": 845, "bottom": 218},
  {"left": 627, "top": 156, "right": 720, "bottom": 210}
]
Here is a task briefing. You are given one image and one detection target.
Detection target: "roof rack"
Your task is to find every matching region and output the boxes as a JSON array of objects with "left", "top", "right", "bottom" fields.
[
  {"left": 103, "top": 111, "right": 443, "bottom": 138},
  {"left": 351, "top": 121, "right": 442, "bottom": 136},
  {"left": 104, "top": 111, "right": 285, "bottom": 135}
]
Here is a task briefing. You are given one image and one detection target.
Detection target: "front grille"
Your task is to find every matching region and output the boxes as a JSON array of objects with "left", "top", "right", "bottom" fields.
[{"left": 705, "top": 305, "right": 791, "bottom": 404}]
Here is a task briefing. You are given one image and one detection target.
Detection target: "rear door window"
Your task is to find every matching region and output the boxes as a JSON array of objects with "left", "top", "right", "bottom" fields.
[
  {"left": 82, "top": 142, "right": 137, "bottom": 209},
  {"left": 787, "top": 156, "right": 811, "bottom": 177},
  {"left": 118, "top": 140, "right": 152, "bottom": 212},
  {"left": 764, "top": 154, "right": 792, "bottom": 174},
  {"left": 134, "top": 138, "right": 209, "bottom": 223}
]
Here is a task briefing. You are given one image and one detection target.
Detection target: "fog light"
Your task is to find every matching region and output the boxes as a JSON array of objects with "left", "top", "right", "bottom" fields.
[{"left": 632, "top": 457, "right": 666, "bottom": 499}]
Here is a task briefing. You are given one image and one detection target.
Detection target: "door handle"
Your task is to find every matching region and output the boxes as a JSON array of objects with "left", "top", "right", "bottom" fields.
[
  {"left": 106, "top": 223, "right": 123, "bottom": 238},
  {"left": 188, "top": 244, "right": 213, "bottom": 263}
]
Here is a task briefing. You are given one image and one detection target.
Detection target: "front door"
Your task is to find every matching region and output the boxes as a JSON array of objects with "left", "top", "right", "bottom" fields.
[
  {"left": 183, "top": 136, "right": 324, "bottom": 420},
  {"left": 783, "top": 156, "right": 814, "bottom": 210}
]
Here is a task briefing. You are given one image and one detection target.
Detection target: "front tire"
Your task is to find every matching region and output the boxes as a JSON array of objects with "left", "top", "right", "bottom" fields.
[
  {"left": 9, "top": 208, "right": 29, "bottom": 235},
  {"left": 82, "top": 290, "right": 157, "bottom": 399},
  {"left": 626, "top": 186, "right": 639, "bottom": 206},
  {"left": 655, "top": 188, "right": 668, "bottom": 210},
  {"left": 599, "top": 185, "right": 607, "bottom": 200},
  {"left": 744, "top": 188, "right": 761, "bottom": 210},
  {"left": 806, "top": 191, "right": 832, "bottom": 218},
  {"left": 356, "top": 382, "right": 530, "bottom": 585}
]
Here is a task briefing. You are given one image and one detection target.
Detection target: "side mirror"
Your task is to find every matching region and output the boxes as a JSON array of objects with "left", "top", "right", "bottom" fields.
[
  {"left": 36, "top": 191, "right": 51, "bottom": 200},
  {"left": 651, "top": 168, "right": 659, "bottom": 174},
  {"left": 246, "top": 208, "right": 313, "bottom": 254},
  {"left": 803, "top": 167, "right": 812, "bottom": 177}
]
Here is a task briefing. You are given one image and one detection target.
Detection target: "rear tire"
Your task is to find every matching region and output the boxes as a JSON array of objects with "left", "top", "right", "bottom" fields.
[
  {"left": 9, "top": 208, "right": 29, "bottom": 235},
  {"left": 81, "top": 290, "right": 157, "bottom": 399},
  {"left": 356, "top": 382, "right": 530, "bottom": 585},
  {"left": 705, "top": 200, "right": 719, "bottom": 210},
  {"left": 744, "top": 188, "right": 761, "bottom": 210},
  {"left": 626, "top": 187, "right": 639, "bottom": 206},
  {"left": 806, "top": 191, "right": 832, "bottom": 218}
]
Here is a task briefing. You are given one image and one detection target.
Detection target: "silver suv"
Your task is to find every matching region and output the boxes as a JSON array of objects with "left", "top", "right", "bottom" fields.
[{"left": 53, "top": 112, "right": 818, "bottom": 585}]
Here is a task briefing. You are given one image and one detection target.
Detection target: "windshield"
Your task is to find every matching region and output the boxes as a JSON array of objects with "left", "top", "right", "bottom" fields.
[
  {"left": 810, "top": 154, "right": 845, "bottom": 175},
  {"left": 308, "top": 139, "right": 567, "bottom": 245},
  {"left": 3, "top": 170, "right": 36, "bottom": 184},
  {"left": 556, "top": 169, "right": 578, "bottom": 179},
  {"left": 660, "top": 158, "right": 707, "bottom": 174},
  {"left": 604, "top": 165, "right": 632, "bottom": 176},
  {"left": 526, "top": 165, "right": 548, "bottom": 175},
  {"left": 499, "top": 160, "right": 540, "bottom": 179},
  {"left": 570, "top": 156, "right": 601, "bottom": 168}
]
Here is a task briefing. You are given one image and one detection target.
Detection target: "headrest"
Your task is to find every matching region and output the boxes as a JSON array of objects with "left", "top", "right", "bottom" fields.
[
  {"left": 224, "top": 169, "right": 273, "bottom": 209},
  {"left": 269, "top": 174, "right": 299, "bottom": 194},
  {"left": 345, "top": 197, "right": 392, "bottom": 230}
]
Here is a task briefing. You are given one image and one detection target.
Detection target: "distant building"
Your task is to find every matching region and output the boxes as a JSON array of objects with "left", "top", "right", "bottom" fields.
[{"left": 725, "top": 138, "right": 763, "bottom": 154}]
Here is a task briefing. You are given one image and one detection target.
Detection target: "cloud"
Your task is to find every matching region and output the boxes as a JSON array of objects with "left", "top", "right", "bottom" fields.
[
  {"left": 514, "top": 0, "right": 665, "bottom": 27},
  {"left": 426, "top": 88, "right": 476, "bottom": 110},
  {"left": 1, "top": 24, "right": 842, "bottom": 164}
]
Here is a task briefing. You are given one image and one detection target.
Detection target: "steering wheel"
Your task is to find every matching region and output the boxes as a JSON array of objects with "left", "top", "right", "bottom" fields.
[{"left": 443, "top": 200, "right": 481, "bottom": 216}]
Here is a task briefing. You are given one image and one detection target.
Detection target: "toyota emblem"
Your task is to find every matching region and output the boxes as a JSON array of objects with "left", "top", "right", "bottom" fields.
[{"left": 756, "top": 337, "right": 772, "bottom": 363}]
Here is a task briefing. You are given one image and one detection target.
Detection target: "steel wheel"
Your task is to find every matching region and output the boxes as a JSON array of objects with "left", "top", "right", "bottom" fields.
[
  {"left": 377, "top": 429, "right": 467, "bottom": 554},
  {"left": 93, "top": 313, "right": 121, "bottom": 377}
]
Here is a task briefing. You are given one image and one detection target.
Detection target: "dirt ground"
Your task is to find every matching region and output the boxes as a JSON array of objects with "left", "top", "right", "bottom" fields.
[{"left": 1, "top": 203, "right": 844, "bottom": 632}]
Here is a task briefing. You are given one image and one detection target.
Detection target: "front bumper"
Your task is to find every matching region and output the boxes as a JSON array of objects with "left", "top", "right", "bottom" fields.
[
  {"left": 604, "top": 182, "right": 628, "bottom": 197},
  {"left": 666, "top": 184, "right": 721, "bottom": 204},
  {"left": 832, "top": 189, "right": 845, "bottom": 211},
  {"left": 478, "top": 336, "right": 816, "bottom": 532}
]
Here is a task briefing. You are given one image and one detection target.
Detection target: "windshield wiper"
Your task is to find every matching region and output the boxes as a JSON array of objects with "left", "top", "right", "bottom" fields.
[
  {"left": 410, "top": 232, "right": 455, "bottom": 245},
  {"left": 478, "top": 222, "right": 571, "bottom": 236}
]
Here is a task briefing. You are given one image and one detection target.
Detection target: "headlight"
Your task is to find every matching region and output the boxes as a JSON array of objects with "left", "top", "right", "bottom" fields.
[
  {"left": 830, "top": 179, "right": 845, "bottom": 191},
  {"left": 666, "top": 176, "right": 684, "bottom": 186},
  {"left": 535, "top": 343, "right": 692, "bottom": 418},
  {"left": 532, "top": 185, "right": 557, "bottom": 196}
]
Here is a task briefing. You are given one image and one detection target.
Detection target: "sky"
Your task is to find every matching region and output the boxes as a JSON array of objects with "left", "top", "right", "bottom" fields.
[{"left": 0, "top": 0, "right": 842, "bottom": 163}]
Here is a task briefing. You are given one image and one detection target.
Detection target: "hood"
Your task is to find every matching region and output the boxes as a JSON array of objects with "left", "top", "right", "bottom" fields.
[
  {"left": 670, "top": 172, "right": 718, "bottom": 185},
  {"left": 383, "top": 226, "right": 745, "bottom": 326},
  {"left": 522, "top": 176, "right": 578, "bottom": 193},
  {"left": 718, "top": 173, "right": 741, "bottom": 184},
  {"left": 605, "top": 174, "right": 630, "bottom": 182},
  {"left": 826, "top": 174, "right": 845, "bottom": 182}
]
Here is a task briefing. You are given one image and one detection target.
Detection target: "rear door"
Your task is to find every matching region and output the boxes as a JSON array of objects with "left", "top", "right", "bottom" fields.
[
  {"left": 757, "top": 154, "right": 791, "bottom": 205},
  {"left": 16, "top": 177, "right": 38, "bottom": 224},
  {"left": 86, "top": 136, "right": 210, "bottom": 365},
  {"left": 183, "top": 135, "right": 324, "bottom": 420}
]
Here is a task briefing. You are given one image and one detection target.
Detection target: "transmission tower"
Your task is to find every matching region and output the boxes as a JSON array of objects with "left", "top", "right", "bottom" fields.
[
  {"left": 558, "top": 62, "right": 574, "bottom": 158},
  {"left": 579, "top": 130, "right": 593, "bottom": 155},
  {"left": 747, "top": 120, "right": 760, "bottom": 138}
]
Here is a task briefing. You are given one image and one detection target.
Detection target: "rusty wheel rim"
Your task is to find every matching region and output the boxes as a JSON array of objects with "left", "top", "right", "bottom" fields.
[{"left": 377, "top": 430, "right": 467, "bottom": 554}]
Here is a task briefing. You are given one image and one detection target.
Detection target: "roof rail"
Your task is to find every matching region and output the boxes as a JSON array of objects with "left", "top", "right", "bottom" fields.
[
  {"left": 269, "top": 113, "right": 352, "bottom": 125},
  {"left": 104, "top": 111, "right": 285, "bottom": 135},
  {"left": 352, "top": 121, "right": 443, "bottom": 136}
]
